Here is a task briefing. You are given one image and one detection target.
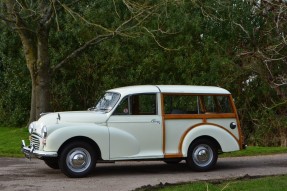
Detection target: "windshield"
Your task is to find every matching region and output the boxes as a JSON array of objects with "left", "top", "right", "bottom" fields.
[{"left": 94, "top": 92, "right": 120, "bottom": 112}]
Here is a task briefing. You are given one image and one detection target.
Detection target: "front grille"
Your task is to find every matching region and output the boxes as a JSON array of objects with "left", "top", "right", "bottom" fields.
[{"left": 30, "top": 134, "right": 40, "bottom": 150}]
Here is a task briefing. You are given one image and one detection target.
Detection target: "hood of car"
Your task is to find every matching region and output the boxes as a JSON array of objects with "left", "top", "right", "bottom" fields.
[{"left": 38, "top": 111, "right": 109, "bottom": 125}]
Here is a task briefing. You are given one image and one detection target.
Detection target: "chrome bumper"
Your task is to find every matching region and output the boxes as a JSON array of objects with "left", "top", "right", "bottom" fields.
[{"left": 21, "top": 140, "right": 58, "bottom": 159}]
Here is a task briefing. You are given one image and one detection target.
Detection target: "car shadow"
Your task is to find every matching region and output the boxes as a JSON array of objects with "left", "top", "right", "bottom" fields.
[{"left": 91, "top": 161, "right": 191, "bottom": 177}]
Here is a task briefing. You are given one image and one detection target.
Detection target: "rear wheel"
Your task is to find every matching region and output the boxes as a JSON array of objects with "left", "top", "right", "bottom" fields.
[
  {"left": 186, "top": 138, "right": 218, "bottom": 171},
  {"left": 59, "top": 141, "right": 96, "bottom": 178}
]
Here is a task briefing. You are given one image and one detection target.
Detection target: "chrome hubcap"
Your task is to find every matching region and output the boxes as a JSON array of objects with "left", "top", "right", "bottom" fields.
[
  {"left": 192, "top": 144, "right": 213, "bottom": 167},
  {"left": 71, "top": 153, "right": 85, "bottom": 167},
  {"left": 66, "top": 148, "right": 91, "bottom": 172}
]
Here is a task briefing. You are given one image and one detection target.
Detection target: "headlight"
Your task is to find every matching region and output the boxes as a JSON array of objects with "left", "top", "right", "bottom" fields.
[
  {"left": 41, "top": 126, "right": 47, "bottom": 138},
  {"left": 28, "top": 123, "right": 34, "bottom": 134}
]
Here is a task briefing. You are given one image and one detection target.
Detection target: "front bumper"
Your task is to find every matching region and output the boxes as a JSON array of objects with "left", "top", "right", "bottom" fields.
[{"left": 21, "top": 140, "right": 58, "bottom": 159}]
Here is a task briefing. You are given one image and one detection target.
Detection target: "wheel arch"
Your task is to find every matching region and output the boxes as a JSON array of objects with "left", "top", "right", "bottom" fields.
[
  {"left": 58, "top": 136, "right": 102, "bottom": 160},
  {"left": 188, "top": 136, "right": 221, "bottom": 153},
  {"left": 181, "top": 124, "right": 240, "bottom": 157}
]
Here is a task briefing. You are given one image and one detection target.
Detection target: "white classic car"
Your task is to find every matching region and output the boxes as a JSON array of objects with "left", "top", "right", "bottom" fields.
[{"left": 22, "top": 85, "right": 245, "bottom": 178}]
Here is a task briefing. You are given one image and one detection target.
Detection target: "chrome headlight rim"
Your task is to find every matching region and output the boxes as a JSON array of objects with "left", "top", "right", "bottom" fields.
[
  {"left": 28, "top": 123, "right": 34, "bottom": 134},
  {"left": 41, "top": 125, "right": 47, "bottom": 138}
]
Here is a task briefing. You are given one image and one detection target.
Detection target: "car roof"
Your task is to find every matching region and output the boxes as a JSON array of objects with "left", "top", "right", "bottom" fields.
[{"left": 107, "top": 85, "right": 231, "bottom": 96}]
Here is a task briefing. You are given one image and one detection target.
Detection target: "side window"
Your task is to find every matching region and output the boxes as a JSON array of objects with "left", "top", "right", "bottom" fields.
[
  {"left": 113, "top": 96, "right": 129, "bottom": 115},
  {"left": 113, "top": 94, "right": 157, "bottom": 115},
  {"left": 131, "top": 94, "right": 157, "bottom": 115},
  {"left": 217, "top": 96, "right": 232, "bottom": 113},
  {"left": 203, "top": 96, "right": 217, "bottom": 113},
  {"left": 203, "top": 95, "right": 232, "bottom": 113},
  {"left": 164, "top": 95, "right": 202, "bottom": 114}
]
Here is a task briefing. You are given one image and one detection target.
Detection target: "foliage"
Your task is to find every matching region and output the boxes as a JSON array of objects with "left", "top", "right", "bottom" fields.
[
  {"left": 0, "top": 25, "right": 30, "bottom": 126},
  {"left": 249, "top": 109, "right": 287, "bottom": 147},
  {"left": 0, "top": 0, "right": 286, "bottom": 146}
]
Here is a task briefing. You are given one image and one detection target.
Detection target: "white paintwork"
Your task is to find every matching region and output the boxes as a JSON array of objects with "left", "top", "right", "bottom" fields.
[
  {"left": 206, "top": 118, "right": 240, "bottom": 139},
  {"left": 45, "top": 125, "right": 110, "bottom": 160},
  {"left": 24, "top": 85, "right": 242, "bottom": 162},
  {"left": 39, "top": 111, "right": 109, "bottom": 124},
  {"left": 108, "top": 85, "right": 230, "bottom": 97},
  {"left": 164, "top": 119, "right": 202, "bottom": 154},
  {"left": 181, "top": 125, "right": 240, "bottom": 157},
  {"left": 108, "top": 115, "right": 163, "bottom": 159},
  {"left": 157, "top": 85, "right": 230, "bottom": 94}
]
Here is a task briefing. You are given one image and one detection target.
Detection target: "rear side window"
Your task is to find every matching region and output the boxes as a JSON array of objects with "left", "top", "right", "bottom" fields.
[
  {"left": 164, "top": 95, "right": 202, "bottom": 114},
  {"left": 163, "top": 94, "right": 233, "bottom": 114},
  {"left": 203, "top": 96, "right": 232, "bottom": 113}
]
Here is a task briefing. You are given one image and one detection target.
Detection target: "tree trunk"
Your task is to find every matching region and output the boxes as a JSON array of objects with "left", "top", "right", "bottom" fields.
[
  {"left": 27, "top": 55, "right": 51, "bottom": 123},
  {"left": 35, "top": 64, "right": 51, "bottom": 120},
  {"left": 16, "top": 18, "right": 51, "bottom": 123},
  {"left": 34, "top": 24, "right": 51, "bottom": 121},
  {"left": 17, "top": 32, "right": 39, "bottom": 123},
  {"left": 29, "top": 74, "right": 37, "bottom": 123}
]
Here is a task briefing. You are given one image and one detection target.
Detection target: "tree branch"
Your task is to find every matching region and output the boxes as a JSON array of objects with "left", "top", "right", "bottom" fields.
[
  {"left": 53, "top": 33, "right": 114, "bottom": 71},
  {"left": 52, "top": 1, "right": 169, "bottom": 71},
  {"left": 233, "top": 21, "right": 250, "bottom": 39},
  {"left": 39, "top": 0, "right": 54, "bottom": 28},
  {"left": 56, "top": 0, "right": 113, "bottom": 33},
  {"left": 143, "top": 27, "right": 180, "bottom": 51},
  {"left": 0, "top": 14, "right": 16, "bottom": 23}
]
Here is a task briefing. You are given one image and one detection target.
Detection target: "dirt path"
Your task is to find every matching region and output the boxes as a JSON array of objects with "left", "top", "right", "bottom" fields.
[{"left": 1, "top": 154, "right": 287, "bottom": 191}]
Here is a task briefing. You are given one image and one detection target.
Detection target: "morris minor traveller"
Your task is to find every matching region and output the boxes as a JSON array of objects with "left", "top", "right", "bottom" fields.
[{"left": 22, "top": 85, "right": 245, "bottom": 178}]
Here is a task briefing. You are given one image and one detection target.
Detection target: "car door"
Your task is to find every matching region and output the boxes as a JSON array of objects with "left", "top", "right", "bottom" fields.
[{"left": 108, "top": 93, "right": 163, "bottom": 160}]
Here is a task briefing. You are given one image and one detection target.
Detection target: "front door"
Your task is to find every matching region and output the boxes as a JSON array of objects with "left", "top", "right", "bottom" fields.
[{"left": 108, "top": 93, "right": 163, "bottom": 160}]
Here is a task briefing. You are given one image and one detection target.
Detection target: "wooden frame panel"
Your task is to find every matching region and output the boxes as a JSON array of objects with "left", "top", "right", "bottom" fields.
[{"left": 160, "top": 93, "right": 243, "bottom": 158}]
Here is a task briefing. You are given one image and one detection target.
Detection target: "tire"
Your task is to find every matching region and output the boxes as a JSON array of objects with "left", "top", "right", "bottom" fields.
[
  {"left": 43, "top": 157, "right": 59, "bottom": 169},
  {"left": 186, "top": 138, "right": 218, "bottom": 171},
  {"left": 163, "top": 158, "right": 182, "bottom": 164},
  {"left": 59, "top": 141, "right": 96, "bottom": 178}
]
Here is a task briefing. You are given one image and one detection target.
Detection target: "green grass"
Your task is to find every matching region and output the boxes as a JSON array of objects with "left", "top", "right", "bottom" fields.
[
  {"left": 146, "top": 175, "right": 287, "bottom": 191},
  {"left": 221, "top": 146, "right": 287, "bottom": 158},
  {"left": 0, "top": 127, "right": 29, "bottom": 157}
]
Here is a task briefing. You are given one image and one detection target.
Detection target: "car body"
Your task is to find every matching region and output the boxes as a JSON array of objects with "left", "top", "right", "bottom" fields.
[{"left": 22, "top": 85, "right": 245, "bottom": 177}]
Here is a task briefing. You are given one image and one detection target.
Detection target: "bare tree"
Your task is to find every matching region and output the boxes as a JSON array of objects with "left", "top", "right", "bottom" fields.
[
  {"left": 236, "top": 0, "right": 287, "bottom": 100},
  {"left": 0, "top": 0, "right": 166, "bottom": 123}
]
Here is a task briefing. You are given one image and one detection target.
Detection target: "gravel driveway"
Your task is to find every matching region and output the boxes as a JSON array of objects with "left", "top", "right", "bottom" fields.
[{"left": 1, "top": 154, "right": 287, "bottom": 191}]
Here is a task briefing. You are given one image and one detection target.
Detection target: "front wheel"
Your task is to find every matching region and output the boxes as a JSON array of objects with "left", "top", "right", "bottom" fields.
[
  {"left": 186, "top": 139, "right": 218, "bottom": 171},
  {"left": 59, "top": 141, "right": 96, "bottom": 178}
]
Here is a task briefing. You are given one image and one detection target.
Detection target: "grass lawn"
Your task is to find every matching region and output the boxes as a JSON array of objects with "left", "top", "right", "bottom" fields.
[
  {"left": 146, "top": 175, "right": 287, "bottom": 191},
  {"left": 0, "top": 127, "right": 29, "bottom": 157},
  {"left": 221, "top": 146, "right": 287, "bottom": 157}
]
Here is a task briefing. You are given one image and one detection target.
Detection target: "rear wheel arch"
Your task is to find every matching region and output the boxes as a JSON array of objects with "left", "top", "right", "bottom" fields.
[
  {"left": 181, "top": 125, "right": 237, "bottom": 156},
  {"left": 189, "top": 136, "right": 221, "bottom": 153}
]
